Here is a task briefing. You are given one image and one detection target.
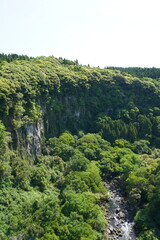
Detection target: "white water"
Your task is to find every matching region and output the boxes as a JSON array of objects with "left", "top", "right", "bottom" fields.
[
  {"left": 121, "top": 222, "right": 135, "bottom": 240},
  {"left": 106, "top": 181, "right": 136, "bottom": 240}
]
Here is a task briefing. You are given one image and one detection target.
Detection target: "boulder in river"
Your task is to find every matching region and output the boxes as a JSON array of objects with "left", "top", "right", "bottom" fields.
[
  {"left": 118, "top": 211, "right": 125, "bottom": 218},
  {"left": 116, "top": 208, "right": 121, "bottom": 213}
]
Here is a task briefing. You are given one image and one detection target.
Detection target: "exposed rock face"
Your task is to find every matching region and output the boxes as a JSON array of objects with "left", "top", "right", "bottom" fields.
[
  {"left": 26, "top": 119, "right": 44, "bottom": 155},
  {"left": 105, "top": 179, "right": 136, "bottom": 240}
]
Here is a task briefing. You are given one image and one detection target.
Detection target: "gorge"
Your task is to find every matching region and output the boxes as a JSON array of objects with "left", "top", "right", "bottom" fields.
[{"left": 0, "top": 54, "right": 160, "bottom": 239}]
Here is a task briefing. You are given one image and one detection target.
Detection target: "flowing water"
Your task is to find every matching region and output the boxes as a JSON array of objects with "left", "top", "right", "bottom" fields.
[{"left": 105, "top": 180, "right": 136, "bottom": 240}]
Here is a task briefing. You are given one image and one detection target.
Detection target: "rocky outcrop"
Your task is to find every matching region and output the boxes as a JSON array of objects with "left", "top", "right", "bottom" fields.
[{"left": 26, "top": 119, "right": 44, "bottom": 156}]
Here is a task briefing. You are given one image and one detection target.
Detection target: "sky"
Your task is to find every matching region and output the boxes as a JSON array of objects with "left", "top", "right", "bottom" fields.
[{"left": 1, "top": 0, "right": 160, "bottom": 68}]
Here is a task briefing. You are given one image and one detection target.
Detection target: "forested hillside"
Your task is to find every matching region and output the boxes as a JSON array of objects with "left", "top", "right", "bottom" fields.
[
  {"left": 0, "top": 55, "right": 160, "bottom": 239},
  {"left": 107, "top": 66, "right": 160, "bottom": 80}
]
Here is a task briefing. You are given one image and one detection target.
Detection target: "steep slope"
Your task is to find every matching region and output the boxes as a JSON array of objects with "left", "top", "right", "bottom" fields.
[
  {"left": 0, "top": 56, "right": 160, "bottom": 239},
  {"left": 1, "top": 56, "right": 160, "bottom": 154}
]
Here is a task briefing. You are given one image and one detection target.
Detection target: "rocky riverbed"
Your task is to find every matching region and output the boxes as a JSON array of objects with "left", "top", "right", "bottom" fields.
[{"left": 105, "top": 178, "right": 136, "bottom": 240}]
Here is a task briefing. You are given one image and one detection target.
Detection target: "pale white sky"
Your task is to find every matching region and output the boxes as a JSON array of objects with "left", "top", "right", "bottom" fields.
[{"left": 1, "top": 0, "right": 160, "bottom": 67}]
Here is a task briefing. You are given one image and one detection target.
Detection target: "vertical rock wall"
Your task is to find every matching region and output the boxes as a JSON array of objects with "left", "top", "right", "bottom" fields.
[{"left": 26, "top": 119, "right": 44, "bottom": 156}]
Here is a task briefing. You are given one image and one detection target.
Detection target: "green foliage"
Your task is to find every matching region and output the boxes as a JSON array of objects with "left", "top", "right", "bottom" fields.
[
  {"left": 1, "top": 55, "right": 160, "bottom": 239},
  {"left": 0, "top": 53, "right": 32, "bottom": 62},
  {"left": 0, "top": 121, "right": 5, "bottom": 144},
  {"left": 0, "top": 132, "right": 109, "bottom": 239},
  {"left": 132, "top": 140, "right": 151, "bottom": 154},
  {"left": 59, "top": 131, "right": 75, "bottom": 146},
  {"left": 68, "top": 150, "right": 90, "bottom": 171},
  {"left": 107, "top": 66, "right": 160, "bottom": 80},
  {"left": 1, "top": 55, "right": 160, "bottom": 143},
  {"left": 120, "top": 154, "right": 141, "bottom": 178},
  {"left": 137, "top": 230, "right": 159, "bottom": 240},
  {"left": 62, "top": 192, "right": 106, "bottom": 232}
]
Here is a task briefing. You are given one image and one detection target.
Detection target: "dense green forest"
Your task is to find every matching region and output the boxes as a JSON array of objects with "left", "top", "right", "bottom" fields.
[
  {"left": 107, "top": 66, "right": 160, "bottom": 80},
  {"left": 0, "top": 54, "right": 160, "bottom": 239}
]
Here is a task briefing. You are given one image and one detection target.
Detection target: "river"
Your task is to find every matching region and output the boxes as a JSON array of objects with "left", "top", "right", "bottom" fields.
[{"left": 105, "top": 178, "right": 136, "bottom": 240}]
